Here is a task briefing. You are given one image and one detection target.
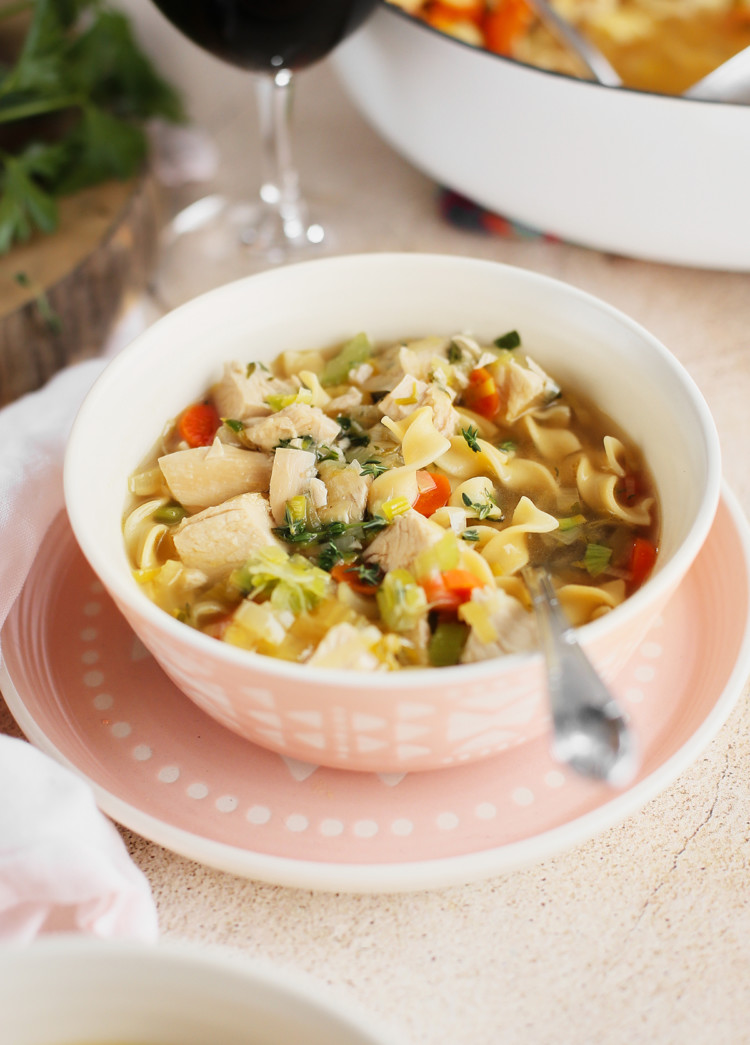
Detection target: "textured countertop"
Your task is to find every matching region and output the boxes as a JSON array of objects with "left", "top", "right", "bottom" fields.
[{"left": 3, "top": 7, "right": 750, "bottom": 1043}]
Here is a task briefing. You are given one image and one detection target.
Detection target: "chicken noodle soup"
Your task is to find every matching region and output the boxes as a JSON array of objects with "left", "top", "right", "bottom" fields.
[
  {"left": 387, "top": 0, "right": 750, "bottom": 96},
  {"left": 124, "top": 331, "right": 659, "bottom": 670}
]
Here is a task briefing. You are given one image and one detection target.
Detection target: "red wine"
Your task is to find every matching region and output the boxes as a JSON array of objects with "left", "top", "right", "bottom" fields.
[{"left": 152, "top": 0, "right": 378, "bottom": 73}]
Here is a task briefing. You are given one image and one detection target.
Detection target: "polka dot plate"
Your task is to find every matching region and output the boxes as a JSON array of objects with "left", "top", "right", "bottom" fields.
[{"left": 2, "top": 488, "right": 750, "bottom": 893}]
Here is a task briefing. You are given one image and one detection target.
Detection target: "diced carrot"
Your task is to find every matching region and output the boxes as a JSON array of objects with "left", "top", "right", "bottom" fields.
[
  {"left": 482, "top": 0, "right": 533, "bottom": 55},
  {"left": 177, "top": 402, "right": 221, "bottom": 448},
  {"left": 428, "top": 0, "right": 485, "bottom": 24},
  {"left": 628, "top": 537, "right": 657, "bottom": 592},
  {"left": 420, "top": 568, "right": 485, "bottom": 613},
  {"left": 462, "top": 366, "right": 500, "bottom": 419},
  {"left": 413, "top": 471, "right": 452, "bottom": 517}
]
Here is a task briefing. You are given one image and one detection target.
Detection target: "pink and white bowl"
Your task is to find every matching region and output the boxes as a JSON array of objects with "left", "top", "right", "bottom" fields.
[{"left": 63, "top": 253, "right": 721, "bottom": 773}]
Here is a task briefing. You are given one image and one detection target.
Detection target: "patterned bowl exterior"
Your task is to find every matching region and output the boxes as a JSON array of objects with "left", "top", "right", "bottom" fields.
[{"left": 113, "top": 582, "right": 674, "bottom": 773}]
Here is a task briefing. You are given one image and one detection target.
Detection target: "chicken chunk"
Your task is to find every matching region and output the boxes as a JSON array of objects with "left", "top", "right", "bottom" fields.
[
  {"left": 158, "top": 437, "right": 273, "bottom": 512},
  {"left": 211, "top": 361, "right": 295, "bottom": 420},
  {"left": 268, "top": 447, "right": 317, "bottom": 524},
  {"left": 363, "top": 509, "right": 445, "bottom": 574},
  {"left": 317, "top": 461, "right": 372, "bottom": 525},
  {"left": 324, "top": 386, "right": 363, "bottom": 416},
  {"left": 173, "top": 492, "right": 280, "bottom": 580},
  {"left": 489, "top": 356, "right": 558, "bottom": 423},
  {"left": 306, "top": 622, "right": 383, "bottom": 670},
  {"left": 378, "top": 374, "right": 459, "bottom": 437},
  {"left": 242, "top": 403, "right": 341, "bottom": 452},
  {"left": 460, "top": 587, "right": 538, "bottom": 663}
]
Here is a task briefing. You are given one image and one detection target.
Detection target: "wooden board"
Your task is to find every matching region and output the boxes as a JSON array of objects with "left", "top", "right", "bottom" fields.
[{"left": 0, "top": 172, "right": 161, "bottom": 407}]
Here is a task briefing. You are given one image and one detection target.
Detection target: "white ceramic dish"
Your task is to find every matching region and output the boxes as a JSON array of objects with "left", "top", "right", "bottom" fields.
[
  {"left": 63, "top": 253, "right": 720, "bottom": 774},
  {"left": 333, "top": 4, "right": 750, "bottom": 271},
  {"left": 0, "top": 937, "right": 397, "bottom": 1045}
]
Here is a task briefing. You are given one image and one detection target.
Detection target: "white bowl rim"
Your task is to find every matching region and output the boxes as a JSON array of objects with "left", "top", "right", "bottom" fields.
[
  {"left": 64, "top": 251, "right": 722, "bottom": 691},
  {"left": 0, "top": 935, "right": 402, "bottom": 1044},
  {"left": 377, "top": 0, "right": 747, "bottom": 109}
]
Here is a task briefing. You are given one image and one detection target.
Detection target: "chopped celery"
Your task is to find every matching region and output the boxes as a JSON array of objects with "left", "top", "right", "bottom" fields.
[
  {"left": 558, "top": 513, "right": 586, "bottom": 532},
  {"left": 412, "top": 531, "right": 460, "bottom": 580},
  {"left": 376, "top": 569, "right": 428, "bottom": 633},
  {"left": 230, "top": 546, "right": 332, "bottom": 615},
  {"left": 429, "top": 621, "right": 469, "bottom": 667},
  {"left": 319, "top": 333, "right": 372, "bottom": 387},
  {"left": 381, "top": 496, "right": 412, "bottom": 522},
  {"left": 285, "top": 495, "right": 307, "bottom": 527}
]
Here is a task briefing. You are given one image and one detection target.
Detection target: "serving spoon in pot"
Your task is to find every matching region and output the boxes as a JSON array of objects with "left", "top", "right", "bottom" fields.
[
  {"left": 526, "top": 0, "right": 750, "bottom": 103},
  {"left": 523, "top": 565, "right": 638, "bottom": 787}
]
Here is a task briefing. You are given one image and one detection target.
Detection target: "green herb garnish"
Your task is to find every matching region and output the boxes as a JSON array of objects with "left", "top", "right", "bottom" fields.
[
  {"left": 447, "top": 340, "right": 463, "bottom": 364},
  {"left": 494, "top": 330, "right": 521, "bottom": 350},
  {"left": 0, "top": 0, "right": 184, "bottom": 253},
  {"left": 222, "top": 418, "right": 245, "bottom": 434},
  {"left": 460, "top": 528, "right": 480, "bottom": 542},
  {"left": 461, "top": 425, "right": 481, "bottom": 453},
  {"left": 461, "top": 492, "right": 500, "bottom": 521},
  {"left": 360, "top": 458, "right": 388, "bottom": 479}
]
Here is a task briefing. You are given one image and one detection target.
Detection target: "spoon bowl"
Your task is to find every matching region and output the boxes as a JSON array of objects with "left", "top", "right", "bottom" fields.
[{"left": 524, "top": 565, "right": 638, "bottom": 787}]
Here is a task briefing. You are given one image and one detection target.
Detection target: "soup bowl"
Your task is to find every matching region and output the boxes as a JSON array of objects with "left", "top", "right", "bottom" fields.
[
  {"left": 332, "top": 3, "right": 750, "bottom": 271},
  {"left": 64, "top": 253, "right": 720, "bottom": 773},
  {"left": 0, "top": 937, "right": 395, "bottom": 1044}
]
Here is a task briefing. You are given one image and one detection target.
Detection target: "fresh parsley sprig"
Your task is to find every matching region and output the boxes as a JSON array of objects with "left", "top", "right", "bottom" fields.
[{"left": 0, "top": 0, "right": 185, "bottom": 252}]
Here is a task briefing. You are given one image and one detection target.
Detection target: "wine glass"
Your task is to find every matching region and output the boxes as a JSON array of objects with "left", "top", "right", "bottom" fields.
[{"left": 149, "top": 0, "right": 379, "bottom": 305}]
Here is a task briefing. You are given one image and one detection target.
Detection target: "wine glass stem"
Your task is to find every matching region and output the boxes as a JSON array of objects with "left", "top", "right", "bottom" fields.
[{"left": 253, "top": 68, "right": 313, "bottom": 248}]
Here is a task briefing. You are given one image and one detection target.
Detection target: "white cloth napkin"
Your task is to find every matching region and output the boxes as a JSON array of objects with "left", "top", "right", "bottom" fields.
[{"left": 0, "top": 301, "right": 160, "bottom": 943}]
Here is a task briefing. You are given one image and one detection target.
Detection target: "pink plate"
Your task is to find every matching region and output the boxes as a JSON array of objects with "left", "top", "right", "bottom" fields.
[{"left": 3, "top": 489, "right": 750, "bottom": 893}]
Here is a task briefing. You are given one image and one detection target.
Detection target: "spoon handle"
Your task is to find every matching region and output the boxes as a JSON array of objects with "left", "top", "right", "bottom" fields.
[{"left": 523, "top": 565, "right": 638, "bottom": 786}]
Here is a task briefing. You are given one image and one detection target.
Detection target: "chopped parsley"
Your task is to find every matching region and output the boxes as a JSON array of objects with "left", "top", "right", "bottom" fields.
[
  {"left": 447, "top": 340, "right": 463, "bottom": 364},
  {"left": 460, "top": 528, "right": 480, "bottom": 542},
  {"left": 494, "top": 330, "right": 521, "bottom": 350},
  {"left": 222, "top": 418, "right": 245, "bottom": 433}
]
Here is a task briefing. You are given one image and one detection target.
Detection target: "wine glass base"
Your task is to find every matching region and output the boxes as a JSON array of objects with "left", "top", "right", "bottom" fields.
[{"left": 151, "top": 194, "right": 332, "bottom": 309}]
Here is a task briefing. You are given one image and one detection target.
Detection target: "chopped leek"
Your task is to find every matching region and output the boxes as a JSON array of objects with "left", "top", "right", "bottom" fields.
[
  {"left": 376, "top": 569, "right": 428, "bottom": 633},
  {"left": 583, "top": 542, "right": 612, "bottom": 577},
  {"left": 230, "top": 547, "right": 332, "bottom": 616},
  {"left": 320, "top": 332, "right": 372, "bottom": 387}
]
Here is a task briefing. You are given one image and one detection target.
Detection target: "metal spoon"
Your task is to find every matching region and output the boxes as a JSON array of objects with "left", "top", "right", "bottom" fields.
[
  {"left": 526, "top": 0, "right": 750, "bottom": 103},
  {"left": 524, "top": 0, "right": 622, "bottom": 87},
  {"left": 523, "top": 565, "right": 638, "bottom": 787}
]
